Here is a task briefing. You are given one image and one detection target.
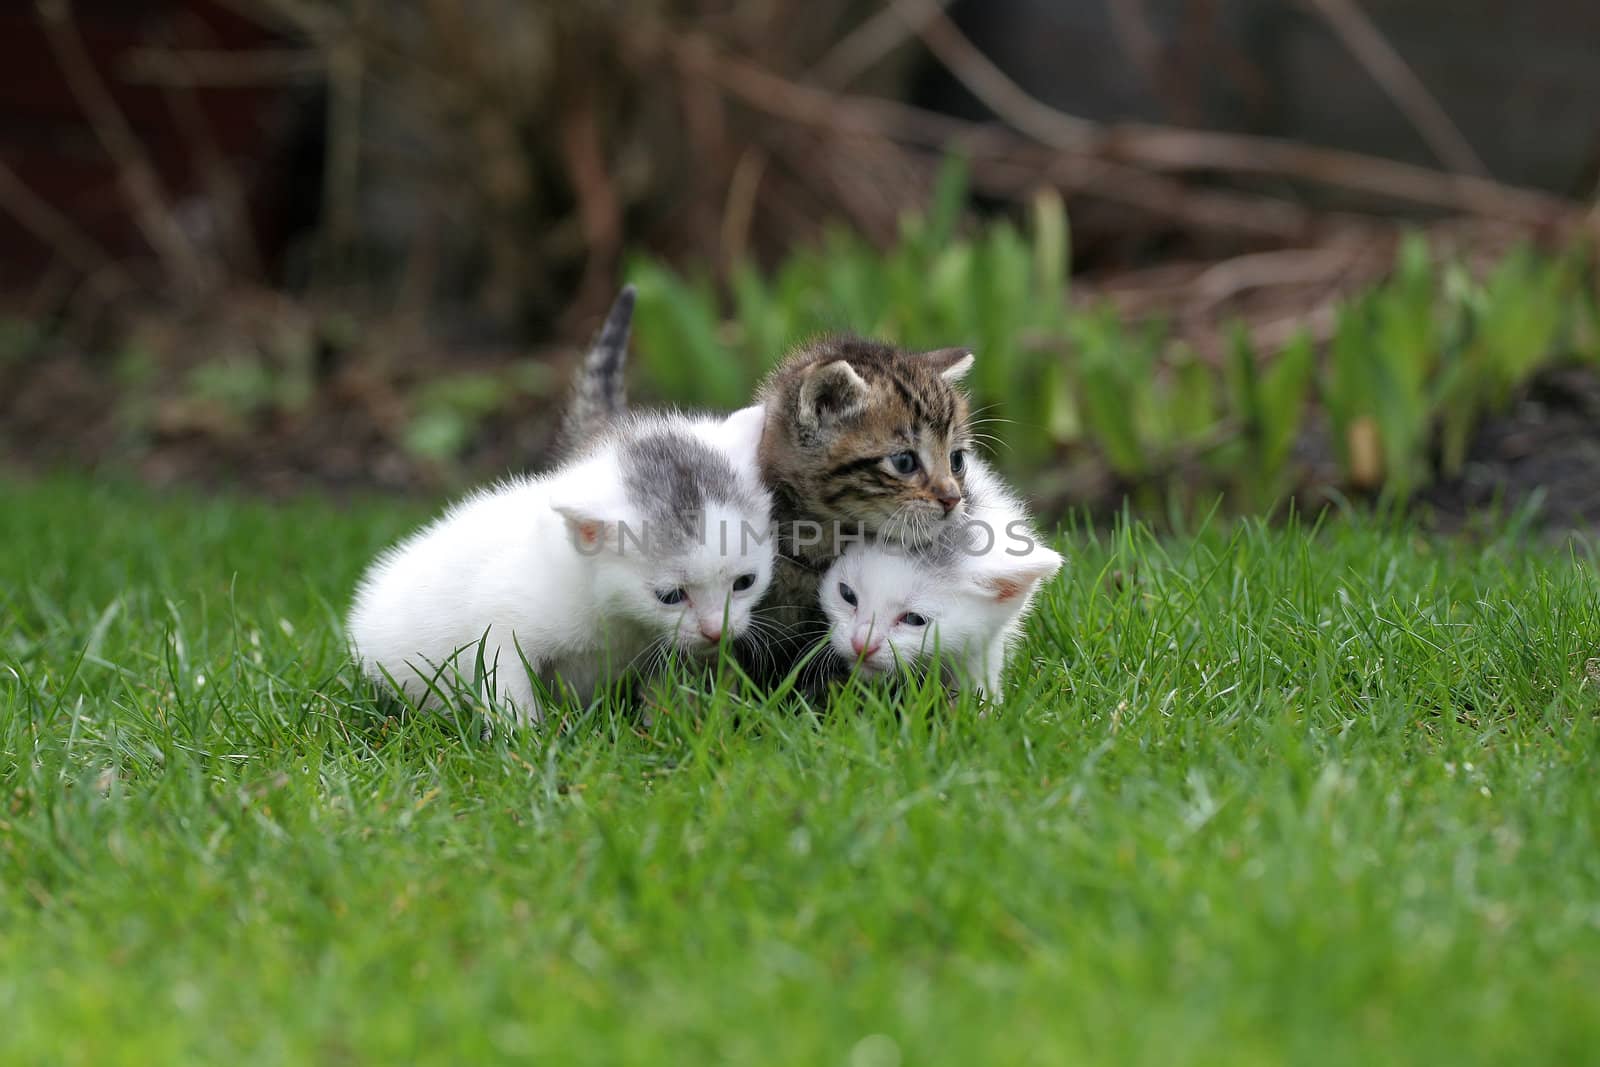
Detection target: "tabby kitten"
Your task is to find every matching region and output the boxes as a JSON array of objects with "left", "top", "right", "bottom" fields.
[{"left": 749, "top": 337, "right": 977, "bottom": 685}]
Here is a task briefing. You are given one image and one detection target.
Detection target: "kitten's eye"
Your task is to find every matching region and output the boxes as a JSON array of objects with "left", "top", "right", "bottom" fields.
[
  {"left": 838, "top": 582, "right": 858, "bottom": 606},
  {"left": 889, "top": 451, "right": 919, "bottom": 475},
  {"left": 655, "top": 587, "right": 687, "bottom": 606},
  {"left": 732, "top": 573, "right": 756, "bottom": 592},
  {"left": 950, "top": 449, "right": 966, "bottom": 474},
  {"left": 899, "top": 612, "right": 928, "bottom": 627}
]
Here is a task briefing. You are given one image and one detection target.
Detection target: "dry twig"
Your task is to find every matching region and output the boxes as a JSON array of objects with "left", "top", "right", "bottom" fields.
[
  {"left": 720, "top": 148, "right": 769, "bottom": 268},
  {"left": 977, "top": 152, "right": 1316, "bottom": 240},
  {"left": 869, "top": 0, "right": 1559, "bottom": 224},
  {"left": 654, "top": 28, "right": 1581, "bottom": 233},
  {"left": 886, "top": 0, "right": 1096, "bottom": 149},
  {"left": 807, "top": 0, "right": 955, "bottom": 88},
  {"left": 0, "top": 159, "right": 131, "bottom": 294},
  {"left": 1102, "top": 126, "right": 1565, "bottom": 225},
  {"left": 121, "top": 47, "right": 323, "bottom": 86},
  {"left": 1190, "top": 243, "right": 1369, "bottom": 308},
  {"left": 36, "top": 0, "right": 210, "bottom": 294},
  {"left": 1302, "top": 0, "right": 1487, "bottom": 178},
  {"left": 560, "top": 96, "right": 625, "bottom": 320},
  {"left": 319, "top": 0, "right": 367, "bottom": 273},
  {"left": 1105, "top": 0, "right": 1165, "bottom": 99},
  {"left": 149, "top": 45, "right": 264, "bottom": 278}
]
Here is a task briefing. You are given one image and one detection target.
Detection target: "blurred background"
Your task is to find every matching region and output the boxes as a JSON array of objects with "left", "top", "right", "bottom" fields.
[{"left": 1, "top": 0, "right": 1597, "bottom": 526}]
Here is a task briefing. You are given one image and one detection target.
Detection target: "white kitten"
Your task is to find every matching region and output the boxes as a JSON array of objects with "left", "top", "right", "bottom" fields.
[
  {"left": 819, "top": 457, "right": 1062, "bottom": 700},
  {"left": 347, "top": 406, "right": 773, "bottom": 723}
]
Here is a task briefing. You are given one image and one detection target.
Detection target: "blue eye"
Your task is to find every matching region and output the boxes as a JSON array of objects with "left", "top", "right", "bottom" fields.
[
  {"left": 838, "top": 582, "right": 857, "bottom": 606},
  {"left": 656, "top": 588, "right": 687, "bottom": 605},
  {"left": 732, "top": 573, "right": 756, "bottom": 592},
  {"left": 889, "top": 452, "right": 919, "bottom": 475},
  {"left": 950, "top": 450, "right": 966, "bottom": 474},
  {"left": 899, "top": 612, "right": 928, "bottom": 627}
]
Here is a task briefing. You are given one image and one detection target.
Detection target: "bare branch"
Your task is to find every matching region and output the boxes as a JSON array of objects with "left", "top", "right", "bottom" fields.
[
  {"left": 1190, "top": 243, "right": 1367, "bottom": 307},
  {"left": 318, "top": 1, "right": 367, "bottom": 274},
  {"left": 0, "top": 159, "right": 131, "bottom": 293},
  {"left": 1105, "top": 0, "right": 1164, "bottom": 92},
  {"left": 720, "top": 148, "right": 768, "bottom": 268},
  {"left": 152, "top": 48, "right": 264, "bottom": 278},
  {"left": 1103, "top": 126, "right": 1562, "bottom": 225},
  {"left": 35, "top": 0, "right": 209, "bottom": 294},
  {"left": 661, "top": 31, "right": 1014, "bottom": 154},
  {"left": 221, "top": 0, "right": 335, "bottom": 35},
  {"left": 1302, "top": 0, "right": 1488, "bottom": 178},
  {"left": 653, "top": 28, "right": 1580, "bottom": 230},
  {"left": 121, "top": 47, "right": 323, "bottom": 87},
  {"left": 974, "top": 152, "right": 1315, "bottom": 241},
  {"left": 807, "top": 0, "right": 955, "bottom": 89},
  {"left": 560, "top": 96, "right": 624, "bottom": 321},
  {"left": 886, "top": 0, "right": 1096, "bottom": 149}
]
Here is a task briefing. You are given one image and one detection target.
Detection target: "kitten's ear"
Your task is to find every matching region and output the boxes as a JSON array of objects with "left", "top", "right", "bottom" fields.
[
  {"left": 973, "top": 547, "right": 1063, "bottom": 604},
  {"left": 718, "top": 404, "right": 767, "bottom": 461},
  {"left": 550, "top": 479, "right": 630, "bottom": 552},
  {"left": 552, "top": 503, "right": 612, "bottom": 551},
  {"left": 798, "top": 360, "right": 869, "bottom": 426},
  {"left": 920, "top": 347, "right": 975, "bottom": 381}
]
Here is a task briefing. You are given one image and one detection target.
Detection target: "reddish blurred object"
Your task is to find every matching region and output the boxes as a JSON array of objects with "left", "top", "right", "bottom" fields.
[{"left": 0, "top": 0, "right": 313, "bottom": 303}]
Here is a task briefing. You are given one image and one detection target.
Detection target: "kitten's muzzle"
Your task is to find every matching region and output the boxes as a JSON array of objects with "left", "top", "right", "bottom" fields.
[
  {"left": 850, "top": 632, "right": 882, "bottom": 658},
  {"left": 929, "top": 476, "right": 962, "bottom": 515}
]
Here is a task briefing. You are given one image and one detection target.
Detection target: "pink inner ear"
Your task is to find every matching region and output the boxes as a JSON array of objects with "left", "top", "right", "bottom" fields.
[
  {"left": 576, "top": 520, "right": 604, "bottom": 547},
  {"left": 989, "top": 576, "right": 1028, "bottom": 603}
]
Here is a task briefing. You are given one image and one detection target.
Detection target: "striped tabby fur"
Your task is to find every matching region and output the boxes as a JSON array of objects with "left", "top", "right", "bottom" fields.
[
  {"left": 554, "top": 285, "right": 635, "bottom": 458},
  {"left": 748, "top": 337, "right": 976, "bottom": 687}
]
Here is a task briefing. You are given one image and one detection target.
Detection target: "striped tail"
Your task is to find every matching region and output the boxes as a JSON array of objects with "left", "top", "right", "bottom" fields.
[{"left": 556, "top": 284, "right": 635, "bottom": 458}]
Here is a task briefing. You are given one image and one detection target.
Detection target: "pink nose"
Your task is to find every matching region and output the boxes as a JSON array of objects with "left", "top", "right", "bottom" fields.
[
  {"left": 850, "top": 634, "right": 880, "bottom": 657},
  {"left": 699, "top": 622, "right": 722, "bottom": 644}
]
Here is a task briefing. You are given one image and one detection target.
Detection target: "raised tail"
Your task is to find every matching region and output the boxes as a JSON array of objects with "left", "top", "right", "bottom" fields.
[{"left": 556, "top": 284, "right": 635, "bottom": 458}]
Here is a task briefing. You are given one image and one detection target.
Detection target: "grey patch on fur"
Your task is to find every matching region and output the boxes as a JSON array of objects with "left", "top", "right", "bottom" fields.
[
  {"left": 556, "top": 285, "right": 635, "bottom": 459},
  {"left": 619, "top": 428, "right": 759, "bottom": 553}
]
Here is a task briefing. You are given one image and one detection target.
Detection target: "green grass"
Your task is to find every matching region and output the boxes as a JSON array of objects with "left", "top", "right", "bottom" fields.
[{"left": 3, "top": 478, "right": 1599, "bottom": 1065}]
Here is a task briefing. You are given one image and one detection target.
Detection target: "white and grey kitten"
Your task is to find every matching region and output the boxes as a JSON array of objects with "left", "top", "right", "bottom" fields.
[
  {"left": 347, "top": 406, "right": 774, "bottom": 723},
  {"left": 819, "top": 457, "right": 1062, "bottom": 700}
]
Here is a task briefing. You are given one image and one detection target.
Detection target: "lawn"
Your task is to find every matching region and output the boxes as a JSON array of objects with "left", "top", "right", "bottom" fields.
[{"left": 3, "top": 477, "right": 1598, "bottom": 1065}]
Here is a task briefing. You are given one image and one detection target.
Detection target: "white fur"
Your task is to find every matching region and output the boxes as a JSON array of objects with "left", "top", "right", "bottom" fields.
[
  {"left": 940, "top": 351, "right": 975, "bottom": 380},
  {"left": 347, "top": 407, "right": 774, "bottom": 723},
  {"left": 819, "top": 457, "right": 1062, "bottom": 700}
]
